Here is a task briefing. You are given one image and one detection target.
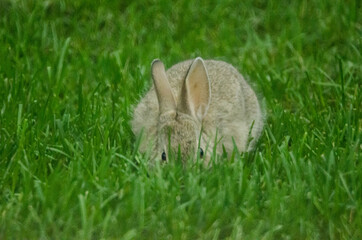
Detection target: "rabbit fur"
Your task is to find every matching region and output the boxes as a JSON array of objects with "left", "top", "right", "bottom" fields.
[{"left": 132, "top": 57, "right": 263, "bottom": 164}]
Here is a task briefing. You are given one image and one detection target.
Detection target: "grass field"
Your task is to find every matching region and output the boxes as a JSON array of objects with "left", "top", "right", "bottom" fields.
[{"left": 0, "top": 0, "right": 361, "bottom": 239}]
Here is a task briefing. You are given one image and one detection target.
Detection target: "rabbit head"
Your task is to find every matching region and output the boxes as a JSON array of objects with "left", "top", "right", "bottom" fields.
[{"left": 152, "top": 58, "right": 210, "bottom": 163}]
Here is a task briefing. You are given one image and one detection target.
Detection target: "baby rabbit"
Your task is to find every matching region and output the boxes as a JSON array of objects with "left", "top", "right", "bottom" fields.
[{"left": 132, "top": 57, "right": 263, "bottom": 164}]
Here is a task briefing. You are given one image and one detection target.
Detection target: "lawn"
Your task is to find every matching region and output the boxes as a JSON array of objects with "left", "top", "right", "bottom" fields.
[{"left": 0, "top": 0, "right": 361, "bottom": 239}]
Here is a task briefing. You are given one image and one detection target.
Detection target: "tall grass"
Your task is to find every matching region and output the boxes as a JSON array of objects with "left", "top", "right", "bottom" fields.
[{"left": 0, "top": 0, "right": 360, "bottom": 239}]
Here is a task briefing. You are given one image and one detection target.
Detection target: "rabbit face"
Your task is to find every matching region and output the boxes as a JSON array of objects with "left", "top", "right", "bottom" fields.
[
  {"left": 151, "top": 58, "right": 210, "bottom": 164},
  {"left": 157, "top": 111, "right": 201, "bottom": 163}
]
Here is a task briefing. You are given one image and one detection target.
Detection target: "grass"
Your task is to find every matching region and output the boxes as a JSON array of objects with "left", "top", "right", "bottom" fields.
[{"left": 0, "top": 0, "right": 361, "bottom": 239}]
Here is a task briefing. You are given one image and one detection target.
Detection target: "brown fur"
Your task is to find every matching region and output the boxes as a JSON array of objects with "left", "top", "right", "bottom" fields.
[{"left": 132, "top": 58, "right": 264, "bottom": 164}]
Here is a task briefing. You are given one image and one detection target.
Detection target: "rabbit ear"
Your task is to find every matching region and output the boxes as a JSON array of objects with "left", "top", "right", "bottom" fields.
[
  {"left": 180, "top": 57, "right": 210, "bottom": 120},
  {"left": 151, "top": 59, "right": 176, "bottom": 114}
]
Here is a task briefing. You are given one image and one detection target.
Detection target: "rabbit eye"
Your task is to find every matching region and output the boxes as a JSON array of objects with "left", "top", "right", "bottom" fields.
[
  {"left": 199, "top": 148, "right": 204, "bottom": 158},
  {"left": 161, "top": 151, "right": 167, "bottom": 161}
]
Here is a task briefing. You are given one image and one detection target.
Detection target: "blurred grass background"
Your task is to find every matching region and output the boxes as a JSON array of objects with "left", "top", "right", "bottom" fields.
[{"left": 0, "top": 0, "right": 361, "bottom": 239}]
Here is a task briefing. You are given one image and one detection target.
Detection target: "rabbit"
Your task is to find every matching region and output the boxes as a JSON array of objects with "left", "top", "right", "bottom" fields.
[{"left": 132, "top": 57, "right": 264, "bottom": 165}]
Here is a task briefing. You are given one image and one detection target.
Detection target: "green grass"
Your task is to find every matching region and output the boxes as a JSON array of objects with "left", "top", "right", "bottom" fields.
[{"left": 0, "top": 0, "right": 361, "bottom": 239}]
